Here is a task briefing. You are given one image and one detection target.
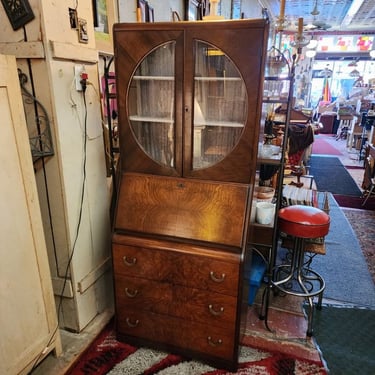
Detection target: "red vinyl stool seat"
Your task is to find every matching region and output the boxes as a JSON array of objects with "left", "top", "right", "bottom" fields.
[
  {"left": 278, "top": 205, "right": 330, "bottom": 238},
  {"left": 272, "top": 205, "right": 330, "bottom": 336}
]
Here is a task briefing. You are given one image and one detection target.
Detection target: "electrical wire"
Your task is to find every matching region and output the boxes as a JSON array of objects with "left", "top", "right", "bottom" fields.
[{"left": 29, "top": 84, "right": 89, "bottom": 374}]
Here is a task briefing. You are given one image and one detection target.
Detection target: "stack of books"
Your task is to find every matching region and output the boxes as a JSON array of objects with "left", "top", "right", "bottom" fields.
[{"left": 282, "top": 185, "right": 318, "bottom": 207}]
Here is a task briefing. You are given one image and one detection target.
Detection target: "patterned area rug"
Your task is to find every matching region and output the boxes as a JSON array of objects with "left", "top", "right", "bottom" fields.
[
  {"left": 342, "top": 208, "right": 375, "bottom": 283},
  {"left": 66, "top": 322, "right": 327, "bottom": 375}
]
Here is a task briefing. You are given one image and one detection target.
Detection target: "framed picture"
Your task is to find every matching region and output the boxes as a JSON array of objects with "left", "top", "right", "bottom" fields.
[
  {"left": 137, "top": 0, "right": 148, "bottom": 22},
  {"left": 78, "top": 18, "right": 89, "bottom": 44},
  {"left": 185, "top": 0, "right": 206, "bottom": 21},
  {"left": 148, "top": 4, "right": 154, "bottom": 22},
  {"left": 93, "top": 0, "right": 109, "bottom": 33},
  {"left": 69, "top": 8, "right": 78, "bottom": 29},
  {"left": 93, "top": 0, "right": 116, "bottom": 53},
  {"left": 1, "top": 0, "right": 35, "bottom": 30}
]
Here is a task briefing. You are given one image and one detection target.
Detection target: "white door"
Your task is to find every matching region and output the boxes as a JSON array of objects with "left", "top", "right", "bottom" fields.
[{"left": 0, "top": 54, "right": 61, "bottom": 375}]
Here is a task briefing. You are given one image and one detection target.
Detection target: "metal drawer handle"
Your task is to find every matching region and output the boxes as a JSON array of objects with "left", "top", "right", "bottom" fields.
[
  {"left": 125, "top": 288, "right": 138, "bottom": 298},
  {"left": 123, "top": 256, "right": 137, "bottom": 266},
  {"left": 208, "top": 304, "right": 224, "bottom": 316},
  {"left": 207, "top": 336, "right": 223, "bottom": 347},
  {"left": 209, "top": 271, "right": 226, "bottom": 283},
  {"left": 126, "top": 317, "right": 139, "bottom": 328}
]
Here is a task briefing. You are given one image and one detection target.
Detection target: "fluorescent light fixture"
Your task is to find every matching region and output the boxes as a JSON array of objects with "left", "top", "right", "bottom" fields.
[{"left": 341, "top": 0, "right": 365, "bottom": 27}]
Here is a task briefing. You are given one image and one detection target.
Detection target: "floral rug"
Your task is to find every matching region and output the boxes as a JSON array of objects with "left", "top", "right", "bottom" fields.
[
  {"left": 342, "top": 208, "right": 375, "bottom": 283},
  {"left": 66, "top": 322, "right": 327, "bottom": 375}
]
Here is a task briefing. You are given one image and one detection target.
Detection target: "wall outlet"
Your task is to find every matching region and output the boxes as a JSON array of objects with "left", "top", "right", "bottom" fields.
[{"left": 74, "top": 65, "right": 84, "bottom": 91}]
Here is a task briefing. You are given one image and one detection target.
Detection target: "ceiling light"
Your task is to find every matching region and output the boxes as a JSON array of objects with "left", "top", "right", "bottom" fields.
[
  {"left": 319, "top": 66, "right": 332, "bottom": 78},
  {"left": 307, "top": 39, "right": 318, "bottom": 49},
  {"left": 306, "top": 50, "right": 317, "bottom": 58},
  {"left": 310, "top": 0, "right": 320, "bottom": 16},
  {"left": 370, "top": 50, "right": 375, "bottom": 58},
  {"left": 349, "top": 69, "right": 360, "bottom": 77}
]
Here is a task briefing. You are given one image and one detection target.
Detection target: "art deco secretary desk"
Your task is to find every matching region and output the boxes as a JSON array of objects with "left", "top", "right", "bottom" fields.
[{"left": 111, "top": 19, "right": 269, "bottom": 370}]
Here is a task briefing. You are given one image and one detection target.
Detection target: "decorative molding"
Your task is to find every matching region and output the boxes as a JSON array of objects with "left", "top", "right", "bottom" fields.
[{"left": 0, "top": 0, "right": 35, "bottom": 30}]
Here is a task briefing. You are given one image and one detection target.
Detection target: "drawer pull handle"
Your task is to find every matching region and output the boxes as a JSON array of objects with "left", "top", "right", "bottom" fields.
[
  {"left": 123, "top": 256, "right": 137, "bottom": 266},
  {"left": 207, "top": 336, "right": 223, "bottom": 347},
  {"left": 208, "top": 304, "right": 224, "bottom": 316},
  {"left": 125, "top": 288, "right": 138, "bottom": 298},
  {"left": 126, "top": 317, "right": 139, "bottom": 328},
  {"left": 210, "top": 271, "right": 226, "bottom": 283}
]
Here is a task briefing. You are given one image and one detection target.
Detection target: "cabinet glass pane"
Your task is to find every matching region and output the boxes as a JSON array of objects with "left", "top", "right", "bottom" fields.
[
  {"left": 193, "top": 41, "right": 247, "bottom": 169},
  {"left": 128, "top": 42, "right": 175, "bottom": 167}
]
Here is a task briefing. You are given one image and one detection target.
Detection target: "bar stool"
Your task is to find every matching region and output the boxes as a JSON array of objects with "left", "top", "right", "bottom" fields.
[{"left": 272, "top": 205, "right": 330, "bottom": 336}]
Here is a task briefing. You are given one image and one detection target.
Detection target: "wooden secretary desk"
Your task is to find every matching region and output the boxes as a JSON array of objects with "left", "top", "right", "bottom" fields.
[{"left": 111, "top": 19, "right": 269, "bottom": 370}]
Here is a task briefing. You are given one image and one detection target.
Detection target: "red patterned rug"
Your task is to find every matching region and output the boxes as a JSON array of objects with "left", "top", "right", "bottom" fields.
[{"left": 66, "top": 321, "right": 327, "bottom": 375}]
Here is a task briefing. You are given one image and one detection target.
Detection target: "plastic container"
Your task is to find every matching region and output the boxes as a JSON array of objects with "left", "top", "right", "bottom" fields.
[{"left": 247, "top": 253, "right": 267, "bottom": 305}]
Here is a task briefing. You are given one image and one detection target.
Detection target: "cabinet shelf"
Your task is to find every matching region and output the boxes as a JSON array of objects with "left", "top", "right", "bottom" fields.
[
  {"left": 133, "top": 75, "right": 174, "bottom": 81},
  {"left": 129, "top": 115, "right": 174, "bottom": 123},
  {"left": 132, "top": 76, "right": 242, "bottom": 82},
  {"left": 195, "top": 77, "right": 242, "bottom": 82},
  {"left": 195, "top": 120, "right": 244, "bottom": 128},
  {"left": 129, "top": 116, "right": 244, "bottom": 128}
]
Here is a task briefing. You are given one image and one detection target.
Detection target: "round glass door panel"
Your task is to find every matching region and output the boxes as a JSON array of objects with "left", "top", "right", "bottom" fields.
[
  {"left": 128, "top": 42, "right": 175, "bottom": 167},
  {"left": 193, "top": 41, "right": 247, "bottom": 169}
]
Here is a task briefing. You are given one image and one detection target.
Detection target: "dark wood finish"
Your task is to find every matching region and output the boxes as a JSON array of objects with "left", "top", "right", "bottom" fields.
[
  {"left": 112, "top": 236, "right": 241, "bottom": 369},
  {"left": 115, "top": 173, "right": 249, "bottom": 247},
  {"left": 113, "top": 20, "right": 268, "bottom": 184},
  {"left": 320, "top": 114, "right": 336, "bottom": 134},
  {"left": 112, "top": 20, "right": 269, "bottom": 371},
  {"left": 248, "top": 224, "right": 273, "bottom": 247},
  {"left": 290, "top": 109, "right": 311, "bottom": 124},
  {"left": 114, "top": 28, "right": 184, "bottom": 177}
]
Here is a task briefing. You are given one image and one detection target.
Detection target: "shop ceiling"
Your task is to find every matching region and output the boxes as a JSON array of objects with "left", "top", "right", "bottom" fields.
[{"left": 260, "top": 0, "right": 375, "bottom": 33}]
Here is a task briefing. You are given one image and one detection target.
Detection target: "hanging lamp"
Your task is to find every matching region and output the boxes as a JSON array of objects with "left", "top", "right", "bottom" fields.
[{"left": 310, "top": 0, "right": 320, "bottom": 16}]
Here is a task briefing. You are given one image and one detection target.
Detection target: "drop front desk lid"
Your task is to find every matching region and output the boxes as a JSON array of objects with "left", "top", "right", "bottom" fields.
[{"left": 114, "top": 173, "right": 250, "bottom": 248}]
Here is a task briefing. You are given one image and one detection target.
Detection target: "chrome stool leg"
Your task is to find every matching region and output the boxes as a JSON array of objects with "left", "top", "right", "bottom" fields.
[{"left": 271, "top": 237, "right": 325, "bottom": 336}]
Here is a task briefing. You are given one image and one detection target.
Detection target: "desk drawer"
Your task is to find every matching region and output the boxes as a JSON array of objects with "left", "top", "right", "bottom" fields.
[
  {"left": 116, "top": 308, "right": 235, "bottom": 360},
  {"left": 114, "top": 274, "right": 237, "bottom": 327},
  {"left": 113, "top": 243, "right": 239, "bottom": 296}
]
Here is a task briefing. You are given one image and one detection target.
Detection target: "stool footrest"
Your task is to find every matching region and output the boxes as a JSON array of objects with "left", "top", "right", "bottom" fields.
[{"left": 272, "top": 264, "right": 325, "bottom": 298}]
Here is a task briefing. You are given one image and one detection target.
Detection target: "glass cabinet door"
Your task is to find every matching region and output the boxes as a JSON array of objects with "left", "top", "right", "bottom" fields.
[
  {"left": 128, "top": 42, "right": 175, "bottom": 168},
  {"left": 193, "top": 41, "right": 247, "bottom": 169}
]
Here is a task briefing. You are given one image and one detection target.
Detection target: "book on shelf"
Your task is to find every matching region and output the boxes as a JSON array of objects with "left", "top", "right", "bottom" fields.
[{"left": 282, "top": 185, "right": 317, "bottom": 207}]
